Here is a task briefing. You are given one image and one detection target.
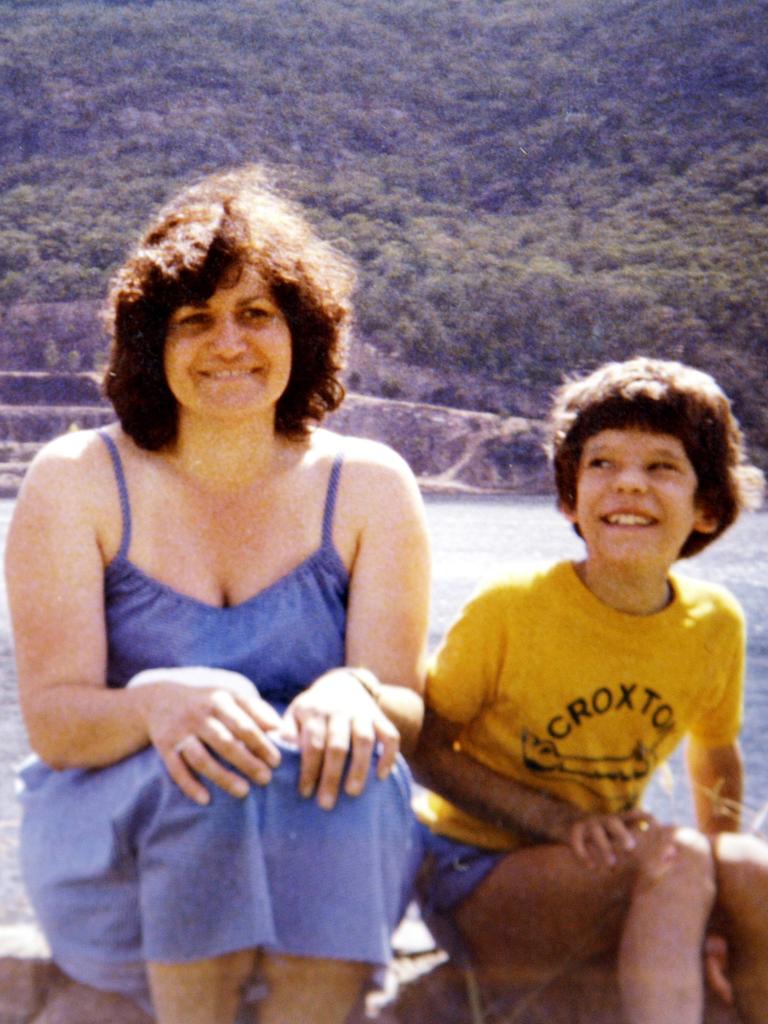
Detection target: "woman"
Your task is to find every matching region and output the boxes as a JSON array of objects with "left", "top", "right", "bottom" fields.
[{"left": 6, "top": 167, "right": 430, "bottom": 1024}]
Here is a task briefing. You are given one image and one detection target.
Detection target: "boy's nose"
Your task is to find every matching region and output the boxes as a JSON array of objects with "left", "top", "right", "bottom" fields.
[{"left": 615, "top": 465, "right": 647, "bottom": 491}]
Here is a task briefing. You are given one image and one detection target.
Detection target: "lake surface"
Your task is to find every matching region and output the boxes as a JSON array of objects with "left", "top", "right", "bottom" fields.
[{"left": 0, "top": 495, "right": 766, "bottom": 922}]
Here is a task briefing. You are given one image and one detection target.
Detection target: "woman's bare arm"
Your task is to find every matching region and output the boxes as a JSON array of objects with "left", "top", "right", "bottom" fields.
[
  {"left": 6, "top": 432, "right": 282, "bottom": 804},
  {"left": 6, "top": 434, "right": 152, "bottom": 766},
  {"left": 282, "top": 439, "right": 431, "bottom": 808}
]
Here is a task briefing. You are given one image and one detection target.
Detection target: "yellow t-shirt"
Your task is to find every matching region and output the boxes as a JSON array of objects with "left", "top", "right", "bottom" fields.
[{"left": 415, "top": 561, "right": 745, "bottom": 851}]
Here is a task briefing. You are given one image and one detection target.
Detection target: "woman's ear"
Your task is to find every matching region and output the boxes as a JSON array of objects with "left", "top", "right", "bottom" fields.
[{"left": 558, "top": 498, "right": 578, "bottom": 525}]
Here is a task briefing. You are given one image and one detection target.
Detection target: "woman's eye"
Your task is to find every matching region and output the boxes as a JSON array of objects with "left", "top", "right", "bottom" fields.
[
  {"left": 649, "top": 461, "right": 677, "bottom": 472},
  {"left": 172, "top": 312, "right": 209, "bottom": 329},
  {"left": 242, "top": 306, "right": 271, "bottom": 321},
  {"left": 587, "top": 457, "right": 611, "bottom": 469}
]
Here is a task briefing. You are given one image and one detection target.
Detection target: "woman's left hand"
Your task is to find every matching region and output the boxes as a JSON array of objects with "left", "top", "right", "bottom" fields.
[{"left": 280, "top": 668, "right": 401, "bottom": 810}]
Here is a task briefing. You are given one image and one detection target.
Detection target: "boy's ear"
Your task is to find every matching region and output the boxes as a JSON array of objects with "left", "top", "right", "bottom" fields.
[{"left": 693, "top": 503, "right": 719, "bottom": 535}]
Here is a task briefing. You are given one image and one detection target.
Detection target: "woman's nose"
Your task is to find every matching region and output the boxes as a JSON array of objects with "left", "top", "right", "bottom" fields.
[{"left": 211, "top": 316, "right": 247, "bottom": 355}]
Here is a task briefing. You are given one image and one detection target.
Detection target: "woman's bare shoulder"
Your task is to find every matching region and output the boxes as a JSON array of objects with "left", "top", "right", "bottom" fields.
[
  {"left": 309, "top": 428, "right": 425, "bottom": 534},
  {"left": 311, "top": 427, "right": 416, "bottom": 481},
  {"left": 22, "top": 425, "right": 110, "bottom": 473},
  {"left": 16, "top": 426, "right": 118, "bottom": 511}
]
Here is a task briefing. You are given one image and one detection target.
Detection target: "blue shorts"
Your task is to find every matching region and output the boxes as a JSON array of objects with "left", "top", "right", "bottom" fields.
[{"left": 414, "top": 821, "right": 504, "bottom": 915}]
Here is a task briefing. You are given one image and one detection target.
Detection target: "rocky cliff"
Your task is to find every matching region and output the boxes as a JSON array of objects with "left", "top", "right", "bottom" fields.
[{"left": 0, "top": 372, "right": 552, "bottom": 497}]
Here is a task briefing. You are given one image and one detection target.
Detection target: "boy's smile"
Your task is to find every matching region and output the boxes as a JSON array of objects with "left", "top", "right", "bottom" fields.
[{"left": 564, "top": 428, "right": 718, "bottom": 613}]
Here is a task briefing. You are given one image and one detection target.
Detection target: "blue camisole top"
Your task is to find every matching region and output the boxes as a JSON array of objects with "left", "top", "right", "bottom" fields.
[{"left": 100, "top": 432, "right": 349, "bottom": 709}]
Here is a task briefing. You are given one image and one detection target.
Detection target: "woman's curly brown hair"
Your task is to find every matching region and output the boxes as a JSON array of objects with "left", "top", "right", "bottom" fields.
[
  {"left": 546, "top": 357, "right": 764, "bottom": 557},
  {"left": 103, "top": 166, "right": 355, "bottom": 448}
]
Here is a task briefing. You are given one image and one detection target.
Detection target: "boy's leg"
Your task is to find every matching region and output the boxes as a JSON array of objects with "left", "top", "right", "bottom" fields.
[
  {"left": 147, "top": 950, "right": 256, "bottom": 1024},
  {"left": 618, "top": 826, "right": 714, "bottom": 1024},
  {"left": 256, "top": 953, "right": 370, "bottom": 1024},
  {"left": 452, "top": 825, "right": 714, "bottom": 1024},
  {"left": 713, "top": 832, "right": 768, "bottom": 1024}
]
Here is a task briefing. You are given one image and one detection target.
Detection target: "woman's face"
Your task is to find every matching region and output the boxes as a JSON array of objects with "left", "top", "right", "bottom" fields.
[{"left": 163, "top": 264, "right": 292, "bottom": 426}]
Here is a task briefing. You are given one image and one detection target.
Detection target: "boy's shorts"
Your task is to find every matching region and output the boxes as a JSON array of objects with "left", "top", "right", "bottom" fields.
[{"left": 415, "top": 820, "right": 505, "bottom": 914}]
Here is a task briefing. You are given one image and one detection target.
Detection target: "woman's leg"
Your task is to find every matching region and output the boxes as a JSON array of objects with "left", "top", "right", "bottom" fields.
[
  {"left": 147, "top": 950, "right": 256, "bottom": 1024},
  {"left": 713, "top": 832, "right": 768, "bottom": 1024},
  {"left": 256, "top": 953, "right": 370, "bottom": 1024},
  {"left": 452, "top": 826, "right": 714, "bottom": 1024}
]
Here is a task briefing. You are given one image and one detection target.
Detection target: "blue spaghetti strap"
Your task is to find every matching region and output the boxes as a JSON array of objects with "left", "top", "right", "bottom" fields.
[
  {"left": 96, "top": 435, "right": 340, "bottom": 559},
  {"left": 321, "top": 454, "right": 344, "bottom": 548},
  {"left": 98, "top": 430, "right": 132, "bottom": 560}
]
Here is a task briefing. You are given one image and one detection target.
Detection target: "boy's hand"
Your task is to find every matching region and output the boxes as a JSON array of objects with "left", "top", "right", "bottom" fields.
[
  {"left": 705, "top": 932, "right": 734, "bottom": 1004},
  {"left": 569, "top": 809, "right": 656, "bottom": 868}
]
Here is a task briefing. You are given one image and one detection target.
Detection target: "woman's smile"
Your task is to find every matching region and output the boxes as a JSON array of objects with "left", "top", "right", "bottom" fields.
[{"left": 198, "top": 366, "right": 262, "bottom": 380}]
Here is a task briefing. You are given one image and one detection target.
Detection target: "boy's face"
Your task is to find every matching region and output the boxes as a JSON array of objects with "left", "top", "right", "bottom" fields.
[{"left": 563, "top": 428, "right": 718, "bottom": 575}]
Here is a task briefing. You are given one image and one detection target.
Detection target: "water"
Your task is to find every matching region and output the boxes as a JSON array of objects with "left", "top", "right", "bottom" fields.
[{"left": 0, "top": 496, "right": 766, "bottom": 922}]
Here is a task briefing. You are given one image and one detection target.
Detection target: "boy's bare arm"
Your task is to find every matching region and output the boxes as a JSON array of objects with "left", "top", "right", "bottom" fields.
[
  {"left": 412, "top": 706, "right": 646, "bottom": 857},
  {"left": 686, "top": 738, "right": 744, "bottom": 834}
]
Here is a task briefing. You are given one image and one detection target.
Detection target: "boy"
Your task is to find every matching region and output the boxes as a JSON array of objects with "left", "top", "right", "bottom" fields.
[{"left": 412, "top": 358, "right": 767, "bottom": 1024}]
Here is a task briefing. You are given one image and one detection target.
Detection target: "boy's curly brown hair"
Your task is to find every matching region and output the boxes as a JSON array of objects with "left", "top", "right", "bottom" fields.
[
  {"left": 547, "top": 357, "right": 764, "bottom": 557},
  {"left": 103, "top": 166, "right": 355, "bottom": 448}
]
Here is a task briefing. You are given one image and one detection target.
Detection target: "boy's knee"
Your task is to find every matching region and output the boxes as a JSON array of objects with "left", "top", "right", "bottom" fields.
[
  {"left": 714, "top": 833, "right": 768, "bottom": 916},
  {"left": 636, "top": 826, "right": 716, "bottom": 904}
]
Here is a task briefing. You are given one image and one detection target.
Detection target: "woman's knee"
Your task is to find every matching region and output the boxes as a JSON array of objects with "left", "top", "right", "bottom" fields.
[
  {"left": 258, "top": 953, "right": 370, "bottom": 1020},
  {"left": 148, "top": 949, "right": 257, "bottom": 1022}
]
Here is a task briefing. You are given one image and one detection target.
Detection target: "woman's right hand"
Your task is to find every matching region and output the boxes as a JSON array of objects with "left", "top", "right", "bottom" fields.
[{"left": 135, "top": 675, "right": 283, "bottom": 805}]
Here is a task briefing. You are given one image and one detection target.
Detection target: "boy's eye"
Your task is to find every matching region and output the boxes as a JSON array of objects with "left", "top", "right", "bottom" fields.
[
  {"left": 648, "top": 461, "right": 678, "bottom": 472},
  {"left": 586, "top": 457, "right": 612, "bottom": 469},
  {"left": 242, "top": 306, "right": 271, "bottom": 321}
]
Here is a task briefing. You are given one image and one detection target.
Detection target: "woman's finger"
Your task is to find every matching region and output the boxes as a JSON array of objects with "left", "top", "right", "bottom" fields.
[
  {"left": 343, "top": 717, "right": 376, "bottom": 797},
  {"left": 236, "top": 692, "right": 283, "bottom": 733},
  {"left": 210, "top": 693, "right": 282, "bottom": 769},
  {"left": 315, "top": 713, "right": 353, "bottom": 810},
  {"left": 297, "top": 711, "right": 328, "bottom": 799},
  {"left": 372, "top": 713, "right": 400, "bottom": 780},
  {"left": 171, "top": 731, "right": 251, "bottom": 801},
  {"left": 163, "top": 739, "right": 212, "bottom": 806},
  {"left": 198, "top": 717, "right": 275, "bottom": 787}
]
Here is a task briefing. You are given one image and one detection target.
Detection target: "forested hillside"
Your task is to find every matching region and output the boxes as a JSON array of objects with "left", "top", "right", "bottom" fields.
[{"left": 1, "top": 0, "right": 766, "bottom": 462}]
